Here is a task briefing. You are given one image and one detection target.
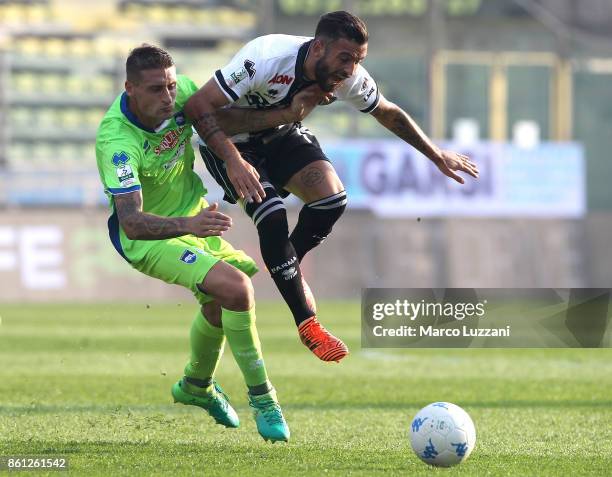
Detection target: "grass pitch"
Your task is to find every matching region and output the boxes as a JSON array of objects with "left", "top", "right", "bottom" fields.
[{"left": 1, "top": 302, "right": 611, "bottom": 476}]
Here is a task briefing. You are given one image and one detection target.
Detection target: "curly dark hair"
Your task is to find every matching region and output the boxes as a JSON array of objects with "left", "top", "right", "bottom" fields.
[{"left": 315, "top": 11, "right": 368, "bottom": 45}]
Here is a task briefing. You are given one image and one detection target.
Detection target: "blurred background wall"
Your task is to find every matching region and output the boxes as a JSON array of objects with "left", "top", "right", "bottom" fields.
[{"left": 0, "top": 0, "right": 611, "bottom": 302}]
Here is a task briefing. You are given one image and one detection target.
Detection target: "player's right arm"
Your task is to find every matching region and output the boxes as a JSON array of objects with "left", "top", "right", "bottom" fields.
[
  {"left": 96, "top": 135, "right": 231, "bottom": 240},
  {"left": 184, "top": 37, "right": 331, "bottom": 203},
  {"left": 186, "top": 81, "right": 329, "bottom": 203},
  {"left": 114, "top": 190, "right": 231, "bottom": 240},
  {"left": 185, "top": 79, "right": 266, "bottom": 203}
]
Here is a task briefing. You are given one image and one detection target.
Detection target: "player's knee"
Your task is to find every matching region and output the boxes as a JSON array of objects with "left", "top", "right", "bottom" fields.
[
  {"left": 256, "top": 207, "right": 289, "bottom": 241},
  {"left": 290, "top": 192, "right": 347, "bottom": 261},
  {"left": 223, "top": 270, "right": 254, "bottom": 311},
  {"left": 303, "top": 190, "right": 347, "bottom": 236},
  {"left": 199, "top": 262, "right": 255, "bottom": 311}
]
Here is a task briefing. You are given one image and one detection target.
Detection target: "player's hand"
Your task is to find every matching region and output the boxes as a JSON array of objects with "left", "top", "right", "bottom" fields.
[
  {"left": 226, "top": 157, "right": 265, "bottom": 203},
  {"left": 432, "top": 150, "right": 479, "bottom": 184},
  {"left": 189, "top": 203, "right": 232, "bottom": 237},
  {"left": 290, "top": 85, "right": 335, "bottom": 122}
]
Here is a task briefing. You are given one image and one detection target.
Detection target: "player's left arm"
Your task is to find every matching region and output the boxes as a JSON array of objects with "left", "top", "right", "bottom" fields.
[{"left": 370, "top": 95, "right": 479, "bottom": 184}]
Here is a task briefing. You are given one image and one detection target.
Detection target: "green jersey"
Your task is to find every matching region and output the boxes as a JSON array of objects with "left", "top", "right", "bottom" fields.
[{"left": 95, "top": 74, "right": 203, "bottom": 263}]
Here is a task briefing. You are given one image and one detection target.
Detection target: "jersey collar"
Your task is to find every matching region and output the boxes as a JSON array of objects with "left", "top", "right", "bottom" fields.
[
  {"left": 295, "top": 39, "right": 314, "bottom": 82},
  {"left": 281, "top": 39, "right": 317, "bottom": 105}
]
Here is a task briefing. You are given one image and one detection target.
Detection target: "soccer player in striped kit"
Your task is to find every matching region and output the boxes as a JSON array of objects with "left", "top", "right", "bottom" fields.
[{"left": 185, "top": 11, "right": 479, "bottom": 363}]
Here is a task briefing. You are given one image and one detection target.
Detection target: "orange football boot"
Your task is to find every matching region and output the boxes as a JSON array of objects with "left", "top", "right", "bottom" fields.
[{"left": 298, "top": 316, "right": 349, "bottom": 363}]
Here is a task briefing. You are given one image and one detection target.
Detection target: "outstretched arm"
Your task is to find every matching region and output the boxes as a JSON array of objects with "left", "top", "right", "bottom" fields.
[
  {"left": 370, "top": 95, "right": 479, "bottom": 184},
  {"left": 114, "top": 190, "right": 231, "bottom": 240}
]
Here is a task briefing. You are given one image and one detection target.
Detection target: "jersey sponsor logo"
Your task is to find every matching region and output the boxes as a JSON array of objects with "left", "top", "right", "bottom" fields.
[
  {"left": 112, "top": 151, "right": 130, "bottom": 166},
  {"left": 120, "top": 178, "right": 136, "bottom": 187},
  {"left": 179, "top": 250, "right": 197, "bottom": 264},
  {"left": 268, "top": 74, "right": 294, "bottom": 85},
  {"left": 244, "top": 59, "right": 256, "bottom": 79},
  {"left": 228, "top": 67, "right": 248, "bottom": 87},
  {"left": 154, "top": 126, "right": 186, "bottom": 155}
]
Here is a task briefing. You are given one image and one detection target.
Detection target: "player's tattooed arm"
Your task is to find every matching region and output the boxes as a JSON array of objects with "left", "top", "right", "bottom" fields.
[
  {"left": 114, "top": 190, "right": 190, "bottom": 240},
  {"left": 184, "top": 78, "right": 265, "bottom": 202},
  {"left": 214, "top": 85, "right": 332, "bottom": 135},
  {"left": 114, "top": 191, "right": 231, "bottom": 240},
  {"left": 215, "top": 108, "right": 294, "bottom": 135},
  {"left": 371, "top": 95, "right": 479, "bottom": 184},
  {"left": 370, "top": 95, "right": 442, "bottom": 160}
]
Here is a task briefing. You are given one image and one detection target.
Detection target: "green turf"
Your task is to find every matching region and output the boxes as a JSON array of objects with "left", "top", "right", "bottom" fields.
[{"left": 1, "top": 302, "right": 611, "bottom": 476}]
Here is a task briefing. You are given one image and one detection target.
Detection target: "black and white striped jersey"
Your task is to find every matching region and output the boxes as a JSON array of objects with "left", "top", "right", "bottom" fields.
[{"left": 213, "top": 34, "right": 380, "bottom": 143}]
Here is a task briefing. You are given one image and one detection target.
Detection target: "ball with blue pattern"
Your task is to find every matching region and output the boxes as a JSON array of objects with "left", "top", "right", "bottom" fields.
[{"left": 410, "top": 401, "right": 476, "bottom": 467}]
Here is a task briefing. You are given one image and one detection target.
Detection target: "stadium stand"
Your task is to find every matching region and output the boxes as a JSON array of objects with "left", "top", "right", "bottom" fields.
[
  {"left": 0, "top": 0, "right": 256, "bottom": 205},
  {"left": 0, "top": 0, "right": 611, "bottom": 212}
]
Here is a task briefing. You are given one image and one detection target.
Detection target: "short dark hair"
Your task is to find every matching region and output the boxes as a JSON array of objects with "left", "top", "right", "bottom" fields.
[
  {"left": 126, "top": 44, "right": 174, "bottom": 83},
  {"left": 315, "top": 11, "right": 368, "bottom": 45}
]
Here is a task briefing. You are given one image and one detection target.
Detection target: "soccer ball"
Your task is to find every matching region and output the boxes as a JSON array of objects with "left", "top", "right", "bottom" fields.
[{"left": 410, "top": 402, "right": 476, "bottom": 467}]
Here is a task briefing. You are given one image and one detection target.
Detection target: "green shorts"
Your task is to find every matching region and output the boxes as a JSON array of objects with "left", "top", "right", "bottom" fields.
[{"left": 132, "top": 233, "right": 258, "bottom": 306}]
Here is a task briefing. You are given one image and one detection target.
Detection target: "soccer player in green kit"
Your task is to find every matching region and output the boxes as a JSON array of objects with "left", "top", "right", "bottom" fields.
[{"left": 95, "top": 45, "right": 326, "bottom": 442}]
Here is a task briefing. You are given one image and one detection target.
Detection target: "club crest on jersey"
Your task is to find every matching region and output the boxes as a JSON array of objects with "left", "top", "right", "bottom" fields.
[
  {"left": 174, "top": 112, "right": 186, "bottom": 126},
  {"left": 179, "top": 250, "right": 197, "bottom": 264},
  {"left": 112, "top": 151, "right": 129, "bottom": 166},
  {"left": 154, "top": 126, "right": 185, "bottom": 155},
  {"left": 268, "top": 74, "right": 293, "bottom": 85}
]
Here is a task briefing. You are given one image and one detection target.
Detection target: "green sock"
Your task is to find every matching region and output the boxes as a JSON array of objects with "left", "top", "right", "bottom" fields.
[
  {"left": 221, "top": 306, "right": 269, "bottom": 387},
  {"left": 183, "top": 310, "right": 225, "bottom": 393}
]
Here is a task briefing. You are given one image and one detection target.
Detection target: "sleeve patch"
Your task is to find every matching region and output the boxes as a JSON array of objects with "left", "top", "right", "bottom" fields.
[
  {"left": 215, "top": 70, "right": 239, "bottom": 101},
  {"left": 116, "top": 164, "right": 135, "bottom": 185},
  {"left": 228, "top": 67, "right": 248, "bottom": 88}
]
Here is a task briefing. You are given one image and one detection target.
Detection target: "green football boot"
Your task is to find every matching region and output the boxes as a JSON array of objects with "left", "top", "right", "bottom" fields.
[
  {"left": 171, "top": 378, "right": 239, "bottom": 428},
  {"left": 248, "top": 389, "right": 290, "bottom": 443}
]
